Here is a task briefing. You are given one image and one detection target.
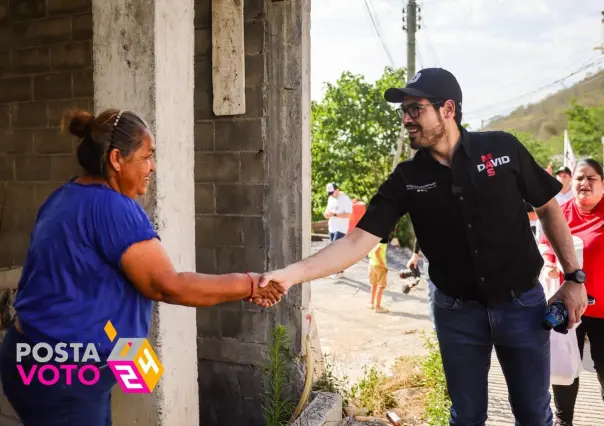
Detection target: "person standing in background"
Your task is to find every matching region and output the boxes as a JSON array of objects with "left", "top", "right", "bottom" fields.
[
  {"left": 324, "top": 183, "right": 353, "bottom": 278},
  {"left": 536, "top": 166, "right": 574, "bottom": 240},
  {"left": 540, "top": 159, "right": 604, "bottom": 426},
  {"left": 368, "top": 241, "right": 390, "bottom": 313},
  {"left": 407, "top": 239, "right": 435, "bottom": 327}
]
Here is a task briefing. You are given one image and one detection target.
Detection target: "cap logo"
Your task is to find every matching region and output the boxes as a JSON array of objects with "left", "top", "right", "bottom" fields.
[{"left": 409, "top": 72, "right": 421, "bottom": 84}]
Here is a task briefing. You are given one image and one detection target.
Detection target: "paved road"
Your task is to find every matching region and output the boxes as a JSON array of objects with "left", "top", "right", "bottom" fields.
[{"left": 310, "top": 240, "right": 604, "bottom": 425}]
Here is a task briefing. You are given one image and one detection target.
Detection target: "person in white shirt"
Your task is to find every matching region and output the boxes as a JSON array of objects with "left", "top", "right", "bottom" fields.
[
  {"left": 324, "top": 183, "right": 353, "bottom": 278},
  {"left": 535, "top": 166, "right": 574, "bottom": 241},
  {"left": 554, "top": 166, "right": 574, "bottom": 206}
]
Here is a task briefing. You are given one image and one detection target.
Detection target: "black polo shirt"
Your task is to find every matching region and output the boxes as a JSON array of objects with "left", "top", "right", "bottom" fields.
[{"left": 356, "top": 128, "right": 562, "bottom": 304}]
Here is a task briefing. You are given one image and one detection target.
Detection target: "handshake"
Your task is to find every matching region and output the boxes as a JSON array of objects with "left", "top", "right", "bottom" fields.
[{"left": 244, "top": 270, "right": 295, "bottom": 309}]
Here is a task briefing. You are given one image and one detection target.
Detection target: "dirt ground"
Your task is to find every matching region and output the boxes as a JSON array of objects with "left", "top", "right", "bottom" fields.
[{"left": 309, "top": 239, "right": 433, "bottom": 384}]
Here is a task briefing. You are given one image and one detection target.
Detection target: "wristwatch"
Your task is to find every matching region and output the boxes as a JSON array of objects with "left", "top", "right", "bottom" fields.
[{"left": 564, "top": 269, "right": 586, "bottom": 284}]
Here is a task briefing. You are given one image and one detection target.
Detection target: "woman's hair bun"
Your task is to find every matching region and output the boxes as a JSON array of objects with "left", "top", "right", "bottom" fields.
[{"left": 62, "top": 110, "right": 95, "bottom": 139}]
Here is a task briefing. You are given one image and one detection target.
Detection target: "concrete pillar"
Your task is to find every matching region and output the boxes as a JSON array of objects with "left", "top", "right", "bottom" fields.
[{"left": 92, "top": 1, "right": 198, "bottom": 425}]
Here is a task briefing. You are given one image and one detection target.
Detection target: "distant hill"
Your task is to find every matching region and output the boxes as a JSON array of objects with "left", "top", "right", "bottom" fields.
[{"left": 484, "top": 69, "right": 604, "bottom": 144}]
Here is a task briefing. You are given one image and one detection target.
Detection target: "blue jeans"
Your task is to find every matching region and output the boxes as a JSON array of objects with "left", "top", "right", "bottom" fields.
[
  {"left": 427, "top": 280, "right": 436, "bottom": 328},
  {"left": 0, "top": 325, "right": 117, "bottom": 426},
  {"left": 329, "top": 231, "right": 346, "bottom": 242},
  {"left": 433, "top": 285, "right": 552, "bottom": 426}
]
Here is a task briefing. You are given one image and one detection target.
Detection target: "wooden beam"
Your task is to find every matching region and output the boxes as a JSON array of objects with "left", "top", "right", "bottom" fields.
[{"left": 212, "top": 0, "right": 246, "bottom": 116}]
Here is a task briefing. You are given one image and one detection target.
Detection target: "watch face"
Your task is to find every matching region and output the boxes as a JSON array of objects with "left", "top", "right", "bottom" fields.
[{"left": 576, "top": 270, "right": 586, "bottom": 282}]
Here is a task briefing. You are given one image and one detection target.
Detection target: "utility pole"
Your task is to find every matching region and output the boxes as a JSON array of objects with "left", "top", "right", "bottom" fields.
[
  {"left": 594, "top": 10, "right": 604, "bottom": 54},
  {"left": 392, "top": 1, "right": 420, "bottom": 170}
]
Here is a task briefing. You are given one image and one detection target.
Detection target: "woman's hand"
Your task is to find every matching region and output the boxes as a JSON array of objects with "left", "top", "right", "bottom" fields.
[
  {"left": 544, "top": 261, "right": 560, "bottom": 279},
  {"left": 246, "top": 272, "right": 286, "bottom": 308}
]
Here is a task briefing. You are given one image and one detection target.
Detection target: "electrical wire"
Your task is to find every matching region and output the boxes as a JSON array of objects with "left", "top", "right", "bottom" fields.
[
  {"left": 362, "top": 0, "right": 396, "bottom": 68},
  {"left": 464, "top": 57, "right": 604, "bottom": 119}
]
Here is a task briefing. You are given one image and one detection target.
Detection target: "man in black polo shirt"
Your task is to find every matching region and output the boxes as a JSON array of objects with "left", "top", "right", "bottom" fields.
[{"left": 261, "top": 68, "right": 588, "bottom": 426}]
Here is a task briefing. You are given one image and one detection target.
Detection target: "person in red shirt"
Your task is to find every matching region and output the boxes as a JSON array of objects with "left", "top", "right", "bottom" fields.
[{"left": 540, "top": 158, "right": 604, "bottom": 426}]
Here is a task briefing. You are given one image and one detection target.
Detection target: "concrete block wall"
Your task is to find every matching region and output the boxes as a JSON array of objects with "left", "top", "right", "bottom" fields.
[
  {"left": 194, "top": 0, "right": 311, "bottom": 425},
  {"left": 0, "top": 0, "right": 93, "bottom": 269}
]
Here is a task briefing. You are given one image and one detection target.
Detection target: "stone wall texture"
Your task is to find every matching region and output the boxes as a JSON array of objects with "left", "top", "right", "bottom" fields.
[{"left": 0, "top": 0, "right": 93, "bottom": 269}]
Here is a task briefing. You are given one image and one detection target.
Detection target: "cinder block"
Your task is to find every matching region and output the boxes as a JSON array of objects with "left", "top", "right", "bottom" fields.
[
  {"left": 194, "top": 152, "right": 240, "bottom": 183},
  {"left": 215, "top": 183, "right": 263, "bottom": 215},
  {"left": 50, "top": 42, "right": 92, "bottom": 70},
  {"left": 215, "top": 246, "right": 265, "bottom": 274},
  {"left": 197, "top": 337, "right": 267, "bottom": 366},
  {"left": 10, "top": 102, "right": 48, "bottom": 128},
  {"left": 4, "top": 182, "right": 35, "bottom": 210},
  {"left": 9, "top": 0, "right": 46, "bottom": 21},
  {"left": 33, "top": 72, "right": 73, "bottom": 100},
  {"left": 194, "top": 182, "right": 215, "bottom": 214},
  {"left": 72, "top": 70, "right": 93, "bottom": 98},
  {"left": 12, "top": 47, "right": 51, "bottom": 73},
  {"left": 0, "top": 130, "right": 34, "bottom": 155},
  {"left": 194, "top": 121, "right": 214, "bottom": 151},
  {"left": 220, "top": 309, "right": 269, "bottom": 343},
  {"left": 14, "top": 17, "right": 72, "bottom": 48},
  {"left": 244, "top": 20, "right": 264, "bottom": 54},
  {"left": 195, "top": 215, "right": 243, "bottom": 248},
  {"left": 15, "top": 156, "right": 52, "bottom": 181},
  {"left": 291, "top": 392, "right": 343, "bottom": 426},
  {"left": 242, "top": 216, "right": 265, "bottom": 247},
  {"left": 47, "top": 98, "right": 90, "bottom": 127},
  {"left": 243, "top": 86, "right": 264, "bottom": 118},
  {"left": 33, "top": 129, "right": 73, "bottom": 154},
  {"left": 50, "top": 154, "right": 78, "bottom": 181},
  {"left": 194, "top": 90, "right": 212, "bottom": 121},
  {"left": 244, "top": 0, "right": 264, "bottom": 22},
  {"left": 0, "top": 77, "right": 32, "bottom": 103},
  {"left": 240, "top": 150, "right": 265, "bottom": 183},
  {"left": 245, "top": 54, "right": 265, "bottom": 87},
  {"left": 0, "top": 105, "right": 10, "bottom": 129},
  {"left": 71, "top": 13, "right": 92, "bottom": 41},
  {"left": 195, "top": 247, "right": 217, "bottom": 274},
  {"left": 195, "top": 28, "right": 211, "bottom": 57},
  {"left": 194, "top": 0, "right": 210, "bottom": 28},
  {"left": 215, "top": 119, "right": 263, "bottom": 151},
  {"left": 196, "top": 306, "right": 222, "bottom": 339},
  {"left": 194, "top": 58, "right": 212, "bottom": 94},
  {"left": 47, "top": 0, "right": 91, "bottom": 16},
  {"left": 0, "top": 156, "right": 14, "bottom": 181}
]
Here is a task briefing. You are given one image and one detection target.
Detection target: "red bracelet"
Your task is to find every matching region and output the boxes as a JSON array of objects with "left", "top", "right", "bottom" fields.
[{"left": 244, "top": 271, "right": 254, "bottom": 301}]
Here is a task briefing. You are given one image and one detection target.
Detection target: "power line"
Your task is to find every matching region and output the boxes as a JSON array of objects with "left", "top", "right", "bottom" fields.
[
  {"left": 464, "top": 57, "right": 604, "bottom": 118},
  {"left": 362, "top": 0, "right": 396, "bottom": 68}
]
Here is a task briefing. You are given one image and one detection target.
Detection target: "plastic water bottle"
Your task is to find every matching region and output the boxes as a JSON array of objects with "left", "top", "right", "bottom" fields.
[{"left": 543, "top": 301, "right": 569, "bottom": 334}]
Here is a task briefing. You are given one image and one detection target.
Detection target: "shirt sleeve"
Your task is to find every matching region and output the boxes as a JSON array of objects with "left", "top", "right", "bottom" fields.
[
  {"left": 356, "top": 164, "right": 408, "bottom": 240},
  {"left": 95, "top": 194, "right": 160, "bottom": 269},
  {"left": 343, "top": 196, "right": 353, "bottom": 214},
  {"left": 514, "top": 135, "right": 562, "bottom": 208}
]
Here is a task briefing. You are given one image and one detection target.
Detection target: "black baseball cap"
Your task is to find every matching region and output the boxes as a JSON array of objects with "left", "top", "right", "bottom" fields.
[
  {"left": 384, "top": 68, "right": 463, "bottom": 124},
  {"left": 555, "top": 166, "right": 572, "bottom": 176}
]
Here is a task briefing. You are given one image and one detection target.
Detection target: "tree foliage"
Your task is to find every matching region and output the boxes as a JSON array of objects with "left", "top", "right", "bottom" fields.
[
  {"left": 566, "top": 101, "right": 604, "bottom": 164},
  {"left": 509, "top": 131, "right": 558, "bottom": 169},
  {"left": 311, "top": 67, "right": 405, "bottom": 222}
]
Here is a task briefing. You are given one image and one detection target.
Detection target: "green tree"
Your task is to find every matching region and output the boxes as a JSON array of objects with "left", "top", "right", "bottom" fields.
[
  {"left": 311, "top": 67, "right": 405, "bottom": 220},
  {"left": 566, "top": 102, "right": 604, "bottom": 164},
  {"left": 509, "top": 130, "right": 558, "bottom": 168}
]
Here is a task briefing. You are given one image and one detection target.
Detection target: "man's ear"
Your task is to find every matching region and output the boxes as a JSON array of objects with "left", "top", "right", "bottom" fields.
[{"left": 443, "top": 100, "right": 456, "bottom": 120}]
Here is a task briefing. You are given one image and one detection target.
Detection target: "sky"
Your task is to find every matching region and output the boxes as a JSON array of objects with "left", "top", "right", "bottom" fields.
[{"left": 310, "top": 0, "right": 604, "bottom": 130}]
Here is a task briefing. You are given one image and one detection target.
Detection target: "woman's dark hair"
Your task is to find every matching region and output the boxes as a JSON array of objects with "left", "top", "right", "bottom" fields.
[
  {"left": 574, "top": 158, "right": 604, "bottom": 180},
  {"left": 62, "top": 109, "right": 150, "bottom": 177}
]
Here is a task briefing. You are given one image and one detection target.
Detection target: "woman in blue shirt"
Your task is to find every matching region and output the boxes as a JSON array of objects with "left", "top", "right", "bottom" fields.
[{"left": 0, "top": 109, "right": 285, "bottom": 426}]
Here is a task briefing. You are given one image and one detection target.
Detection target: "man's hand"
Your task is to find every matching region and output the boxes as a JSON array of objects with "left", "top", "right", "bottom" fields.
[
  {"left": 258, "top": 269, "right": 296, "bottom": 294},
  {"left": 407, "top": 253, "right": 420, "bottom": 269},
  {"left": 246, "top": 272, "right": 286, "bottom": 308},
  {"left": 324, "top": 212, "right": 334, "bottom": 219},
  {"left": 549, "top": 281, "right": 588, "bottom": 330}
]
